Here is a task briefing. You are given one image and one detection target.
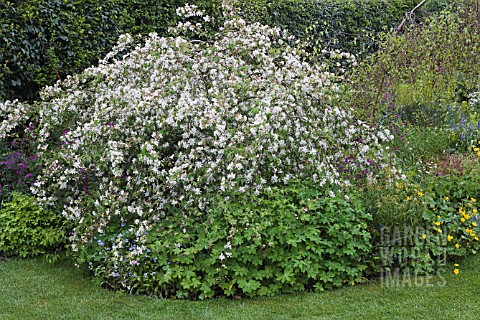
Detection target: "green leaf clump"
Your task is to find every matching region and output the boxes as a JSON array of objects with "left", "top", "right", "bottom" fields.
[
  {"left": 82, "top": 181, "right": 372, "bottom": 299},
  {"left": 0, "top": 192, "right": 66, "bottom": 258}
]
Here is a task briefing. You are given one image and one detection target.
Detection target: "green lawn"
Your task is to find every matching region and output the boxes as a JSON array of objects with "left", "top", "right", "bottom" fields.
[{"left": 1, "top": 255, "right": 480, "bottom": 320}]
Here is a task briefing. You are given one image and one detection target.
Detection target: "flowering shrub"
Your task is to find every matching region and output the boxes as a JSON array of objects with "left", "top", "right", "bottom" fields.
[
  {"left": 1, "top": 4, "right": 395, "bottom": 297},
  {"left": 0, "top": 100, "right": 39, "bottom": 201}
]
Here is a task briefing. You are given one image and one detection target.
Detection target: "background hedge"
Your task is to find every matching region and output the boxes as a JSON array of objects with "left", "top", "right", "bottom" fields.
[
  {"left": 0, "top": 0, "right": 444, "bottom": 103},
  {"left": 237, "top": 0, "right": 419, "bottom": 55},
  {"left": 1, "top": 0, "right": 129, "bottom": 102}
]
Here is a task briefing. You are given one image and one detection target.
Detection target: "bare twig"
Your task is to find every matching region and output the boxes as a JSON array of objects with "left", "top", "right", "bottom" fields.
[
  {"left": 395, "top": 0, "right": 430, "bottom": 34},
  {"left": 51, "top": 61, "right": 62, "bottom": 82}
]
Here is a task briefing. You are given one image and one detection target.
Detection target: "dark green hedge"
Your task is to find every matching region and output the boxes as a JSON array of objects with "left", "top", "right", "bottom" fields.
[
  {"left": 237, "top": 0, "right": 421, "bottom": 56},
  {"left": 0, "top": 0, "right": 130, "bottom": 102},
  {"left": 0, "top": 0, "right": 433, "bottom": 102},
  {"left": 0, "top": 0, "right": 223, "bottom": 103}
]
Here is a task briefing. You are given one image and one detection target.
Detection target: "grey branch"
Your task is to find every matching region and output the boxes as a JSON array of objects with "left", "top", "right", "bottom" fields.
[{"left": 395, "top": 0, "right": 430, "bottom": 34}]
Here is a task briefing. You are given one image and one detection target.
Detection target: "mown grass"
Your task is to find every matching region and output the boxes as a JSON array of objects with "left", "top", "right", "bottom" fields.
[{"left": 1, "top": 254, "right": 480, "bottom": 319}]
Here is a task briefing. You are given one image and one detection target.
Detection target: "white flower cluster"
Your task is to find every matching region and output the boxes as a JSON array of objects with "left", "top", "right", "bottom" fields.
[
  {"left": 24, "top": 5, "right": 394, "bottom": 250},
  {"left": 469, "top": 91, "right": 479, "bottom": 106},
  {"left": 173, "top": 3, "right": 212, "bottom": 36},
  {"left": 176, "top": 3, "right": 205, "bottom": 18},
  {"left": 0, "top": 99, "right": 31, "bottom": 139}
]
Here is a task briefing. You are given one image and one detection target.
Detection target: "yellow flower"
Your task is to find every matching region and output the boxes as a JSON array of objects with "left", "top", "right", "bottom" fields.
[
  {"left": 448, "top": 235, "right": 453, "bottom": 241},
  {"left": 473, "top": 209, "right": 478, "bottom": 214},
  {"left": 434, "top": 221, "right": 441, "bottom": 226},
  {"left": 422, "top": 234, "right": 427, "bottom": 239},
  {"left": 437, "top": 228, "right": 442, "bottom": 234},
  {"left": 461, "top": 218, "right": 466, "bottom": 223},
  {"left": 476, "top": 237, "right": 479, "bottom": 241},
  {"left": 465, "top": 214, "right": 471, "bottom": 220},
  {"left": 454, "top": 264, "right": 459, "bottom": 267},
  {"left": 466, "top": 228, "right": 472, "bottom": 233},
  {"left": 406, "top": 196, "right": 411, "bottom": 201},
  {"left": 456, "top": 243, "right": 460, "bottom": 248},
  {"left": 472, "top": 222, "right": 477, "bottom": 227},
  {"left": 454, "top": 269, "right": 460, "bottom": 275},
  {"left": 472, "top": 198, "right": 477, "bottom": 203},
  {"left": 418, "top": 191, "right": 424, "bottom": 197},
  {"left": 445, "top": 197, "right": 449, "bottom": 201}
]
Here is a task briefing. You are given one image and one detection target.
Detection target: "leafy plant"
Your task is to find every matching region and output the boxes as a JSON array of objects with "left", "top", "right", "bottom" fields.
[
  {"left": 81, "top": 181, "right": 372, "bottom": 299},
  {"left": 351, "top": 0, "right": 480, "bottom": 127},
  {"left": 363, "top": 149, "right": 480, "bottom": 276},
  {"left": 239, "top": 0, "right": 423, "bottom": 58},
  {"left": 444, "top": 93, "right": 480, "bottom": 152},
  {"left": 0, "top": 0, "right": 130, "bottom": 102},
  {"left": 0, "top": 192, "right": 66, "bottom": 258}
]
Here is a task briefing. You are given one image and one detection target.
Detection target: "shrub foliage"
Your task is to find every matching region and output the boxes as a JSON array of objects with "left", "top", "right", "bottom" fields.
[{"left": 0, "top": 192, "right": 66, "bottom": 258}]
